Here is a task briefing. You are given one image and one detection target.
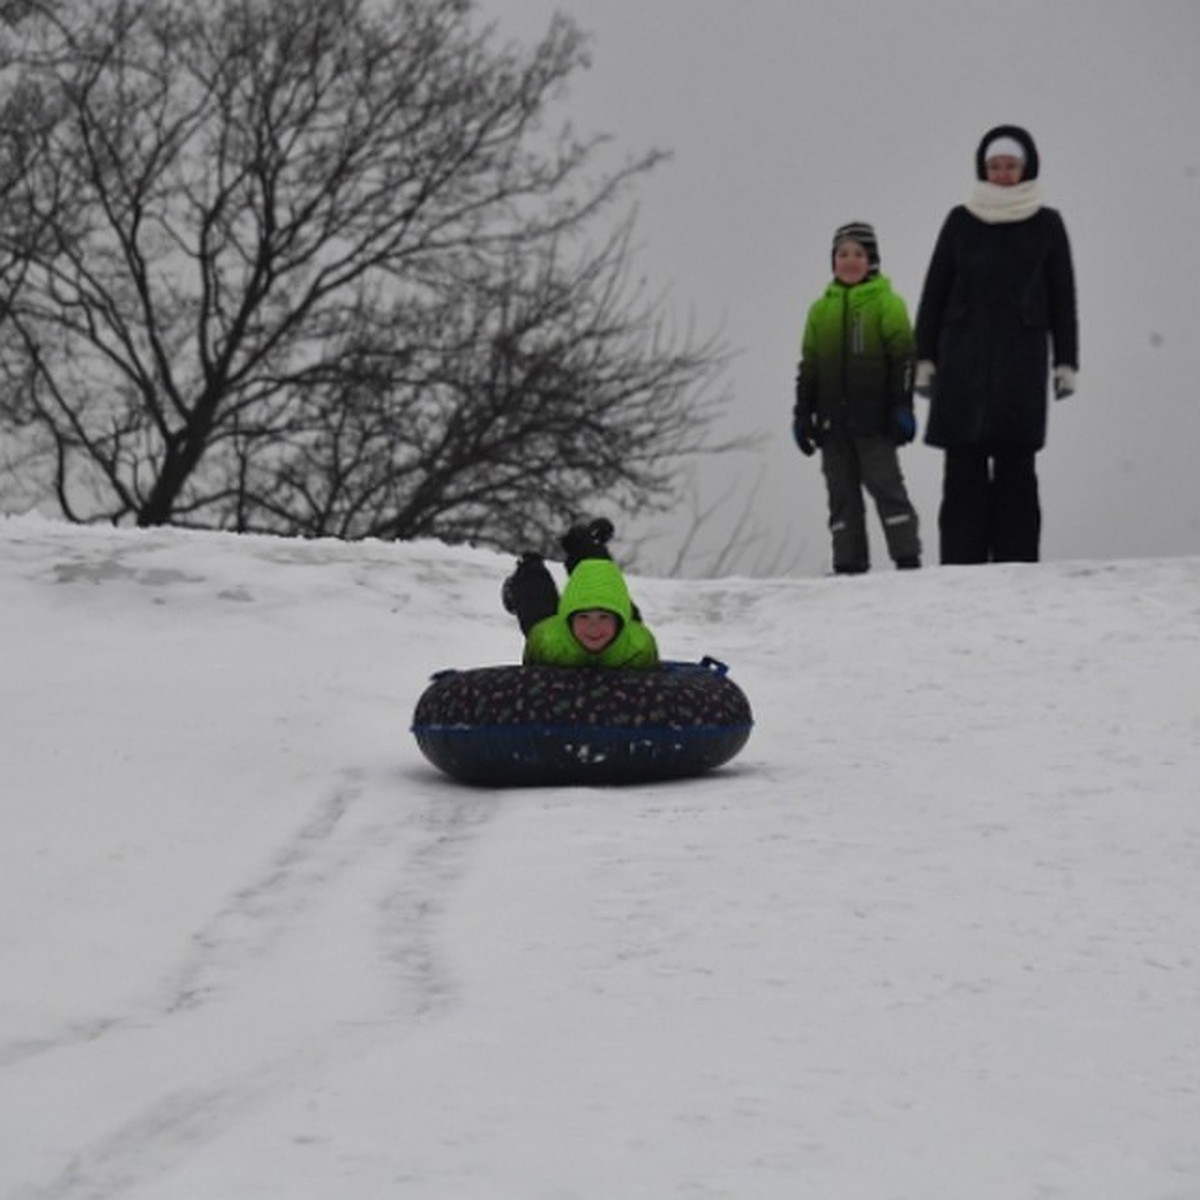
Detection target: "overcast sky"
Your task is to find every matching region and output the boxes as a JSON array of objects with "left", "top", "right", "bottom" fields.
[{"left": 483, "top": 0, "right": 1200, "bottom": 576}]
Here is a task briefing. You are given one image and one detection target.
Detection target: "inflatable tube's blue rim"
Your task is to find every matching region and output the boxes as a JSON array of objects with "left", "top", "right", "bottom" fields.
[
  {"left": 413, "top": 724, "right": 752, "bottom": 788},
  {"left": 414, "top": 720, "right": 754, "bottom": 737}
]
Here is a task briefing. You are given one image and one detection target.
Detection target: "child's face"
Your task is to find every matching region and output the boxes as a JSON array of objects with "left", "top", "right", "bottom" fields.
[
  {"left": 985, "top": 155, "right": 1024, "bottom": 187},
  {"left": 569, "top": 609, "right": 620, "bottom": 654},
  {"left": 833, "top": 240, "right": 871, "bottom": 285}
]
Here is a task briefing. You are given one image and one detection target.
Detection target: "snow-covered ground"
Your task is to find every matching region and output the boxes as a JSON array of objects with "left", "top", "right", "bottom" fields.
[{"left": 2, "top": 514, "right": 1198, "bottom": 1199}]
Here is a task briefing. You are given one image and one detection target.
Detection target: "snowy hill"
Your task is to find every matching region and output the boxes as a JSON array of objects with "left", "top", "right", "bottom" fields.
[{"left": 2, "top": 515, "right": 1198, "bottom": 1199}]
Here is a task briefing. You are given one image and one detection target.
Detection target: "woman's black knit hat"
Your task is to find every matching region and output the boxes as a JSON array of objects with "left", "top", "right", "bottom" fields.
[{"left": 975, "top": 125, "right": 1040, "bottom": 181}]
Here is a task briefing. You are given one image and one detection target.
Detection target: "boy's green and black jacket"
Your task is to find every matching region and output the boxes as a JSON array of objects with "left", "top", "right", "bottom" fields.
[
  {"left": 524, "top": 558, "right": 659, "bottom": 670},
  {"left": 794, "top": 275, "right": 915, "bottom": 439}
]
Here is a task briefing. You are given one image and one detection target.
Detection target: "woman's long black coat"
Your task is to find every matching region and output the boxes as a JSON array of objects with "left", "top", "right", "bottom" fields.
[{"left": 915, "top": 206, "right": 1077, "bottom": 451}]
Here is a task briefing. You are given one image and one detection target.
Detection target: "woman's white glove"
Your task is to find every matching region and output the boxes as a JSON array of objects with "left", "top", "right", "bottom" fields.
[
  {"left": 914, "top": 360, "right": 936, "bottom": 399},
  {"left": 1053, "top": 365, "right": 1077, "bottom": 400}
]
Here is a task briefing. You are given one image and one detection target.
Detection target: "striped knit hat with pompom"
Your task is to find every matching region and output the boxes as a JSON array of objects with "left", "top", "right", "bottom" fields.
[{"left": 831, "top": 221, "right": 880, "bottom": 278}]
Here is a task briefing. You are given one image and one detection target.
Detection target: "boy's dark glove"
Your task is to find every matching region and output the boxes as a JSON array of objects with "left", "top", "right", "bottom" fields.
[
  {"left": 891, "top": 407, "right": 917, "bottom": 445},
  {"left": 560, "top": 518, "right": 614, "bottom": 573},
  {"left": 793, "top": 414, "right": 818, "bottom": 457},
  {"left": 502, "top": 552, "right": 559, "bottom": 633},
  {"left": 501, "top": 552, "right": 540, "bottom": 613}
]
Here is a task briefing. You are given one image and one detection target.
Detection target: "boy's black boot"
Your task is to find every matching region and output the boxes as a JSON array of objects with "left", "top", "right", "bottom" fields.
[
  {"left": 584, "top": 517, "right": 614, "bottom": 546},
  {"left": 560, "top": 518, "right": 614, "bottom": 573}
]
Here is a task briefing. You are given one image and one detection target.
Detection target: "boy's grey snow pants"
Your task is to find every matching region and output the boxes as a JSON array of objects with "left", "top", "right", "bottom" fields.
[{"left": 819, "top": 430, "right": 921, "bottom": 571}]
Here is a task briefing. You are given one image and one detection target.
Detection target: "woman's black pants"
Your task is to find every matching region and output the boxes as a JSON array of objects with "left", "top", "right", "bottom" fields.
[{"left": 939, "top": 448, "right": 1040, "bottom": 564}]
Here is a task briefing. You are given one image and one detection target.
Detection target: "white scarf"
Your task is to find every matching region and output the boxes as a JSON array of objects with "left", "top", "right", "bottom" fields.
[{"left": 965, "top": 180, "right": 1043, "bottom": 224}]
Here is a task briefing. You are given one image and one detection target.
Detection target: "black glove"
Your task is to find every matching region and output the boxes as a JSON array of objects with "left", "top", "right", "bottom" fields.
[
  {"left": 560, "top": 518, "right": 614, "bottom": 573},
  {"left": 891, "top": 407, "right": 917, "bottom": 445},
  {"left": 501, "top": 552, "right": 541, "bottom": 613},
  {"left": 793, "top": 414, "right": 817, "bottom": 457},
  {"left": 502, "top": 552, "right": 560, "bottom": 633}
]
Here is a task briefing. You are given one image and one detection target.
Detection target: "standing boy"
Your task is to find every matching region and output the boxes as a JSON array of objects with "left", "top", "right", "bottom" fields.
[{"left": 793, "top": 221, "right": 921, "bottom": 574}]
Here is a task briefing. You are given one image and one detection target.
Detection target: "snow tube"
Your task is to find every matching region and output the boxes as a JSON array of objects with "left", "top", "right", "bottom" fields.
[{"left": 411, "top": 657, "right": 752, "bottom": 786}]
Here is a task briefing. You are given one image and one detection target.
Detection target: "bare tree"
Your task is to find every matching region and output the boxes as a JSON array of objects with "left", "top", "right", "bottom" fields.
[{"left": 0, "top": 0, "right": 731, "bottom": 552}]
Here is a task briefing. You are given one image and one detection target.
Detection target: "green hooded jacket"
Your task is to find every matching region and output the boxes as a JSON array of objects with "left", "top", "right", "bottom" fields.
[
  {"left": 523, "top": 558, "right": 659, "bottom": 669},
  {"left": 795, "top": 274, "right": 915, "bottom": 438}
]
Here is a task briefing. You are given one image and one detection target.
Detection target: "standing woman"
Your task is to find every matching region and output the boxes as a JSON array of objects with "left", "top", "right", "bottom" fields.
[{"left": 914, "top": 125, "right": 1078, "bottom": 564}]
